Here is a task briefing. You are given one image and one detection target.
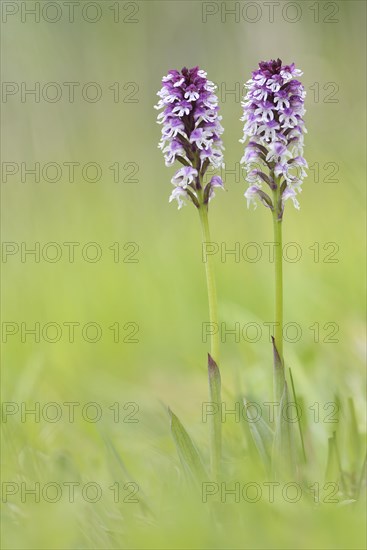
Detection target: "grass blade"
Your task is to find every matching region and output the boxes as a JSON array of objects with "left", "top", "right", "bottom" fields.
[
  {"left": 289, "top": 367, "right": 307, "bottom": 463},
  {"left": 168, "top": 408, "right": 207, "bottom": 484},
  {"left": 208, "top": 353, "right": 222, "bottom": 480},
  {"left": 243, "top": 398, "right": 274, "bottom": 473},
  {"left": 272, "top": 336, "right": 285, "bottom": 403},
  {"left": 272, "top": 381, "right": 296, "bottom": 479}
]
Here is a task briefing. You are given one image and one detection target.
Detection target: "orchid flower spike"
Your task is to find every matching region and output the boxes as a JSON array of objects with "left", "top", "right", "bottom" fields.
[
  {"left": 240, "top": 59, "right": 307, "bottom": 218},
  {"left": 155, "top": 67, "right": 224, "bottom": 209}
]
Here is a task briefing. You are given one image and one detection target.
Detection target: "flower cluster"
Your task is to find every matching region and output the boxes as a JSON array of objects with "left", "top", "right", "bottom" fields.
[
  {"left": 155, "top": 67, "right": 224, "bottom": 209},
  {"left": 240, "top": 59, "right": 307, "bottom": 216}
]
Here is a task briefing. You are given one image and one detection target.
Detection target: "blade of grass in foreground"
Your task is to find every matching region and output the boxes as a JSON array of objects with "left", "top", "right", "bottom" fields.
[
  {"left": 208, "top": 354, "right": 222, "bottom": 481},
  {"left": 243, "top": 398, "right": 274, "bottom": 474},
  {"left": 325, "top": 434, "right": 339, "bottom": 482},
  {"left": 272, "top": 381, "right": 296, "bottom": 479},
  {"left": 325, "top": 430, "right": 350, "bottom": 498},
  {"left": 168, "top": 408, "right": 207, "bottom": 484},
  {"left": 356, "top": 452, "right": 367, "bottom": 500},
  {"left": 101, "top": 433, "right": 153, "bottom": 517},
  {"left": 272, "top": 336, "right": 285, "bottom": 404},
  {"left": 347, "top": 397, "right": 362, "bottom": 471},
  {"left": 289, "top": 367, "right": 307, "bottom": 464}
]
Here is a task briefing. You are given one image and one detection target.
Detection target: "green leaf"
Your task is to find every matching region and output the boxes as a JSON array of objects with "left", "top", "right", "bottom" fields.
[
  {"left": 289, "top": 367, "right": 307, "bottom": 463},
  {"left": 356, "top": 453, "right": 367, "bottom": 500},
  {"left": 331, "top": 430, "right": 348, "bottom": 494},
  {"left": 272, "top": 381, "right": 296, "bottom": 479},
  {"left": 243, "top": 398, "right": 274, "bottom": 472},
  {"left": 101, "top": 433, "right": 152, "bottom": 517},
  {"left": 168, "top": 408, "right": 207, "bottom": 483},
  {"left": 272, "top": 336, "right": 285, "bottom": 403},
  {"left": 325, "top": 434, "right": 338, "bottom": 482},
  {"left": 347, "top": 397, "right": 361, "bottom": 469},
  {"left": 208, "top": 353, "right": 222, "bottom": 479}
]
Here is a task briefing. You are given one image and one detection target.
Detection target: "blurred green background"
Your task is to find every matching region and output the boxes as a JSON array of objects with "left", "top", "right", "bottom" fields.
[{"left": 1, "top": 1, "right": 366, "bottom": 548}]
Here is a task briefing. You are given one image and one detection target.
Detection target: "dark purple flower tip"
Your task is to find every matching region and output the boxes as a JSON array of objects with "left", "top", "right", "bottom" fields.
[{"left": 258, "top": 58, "right": 282, "bottom": 75}]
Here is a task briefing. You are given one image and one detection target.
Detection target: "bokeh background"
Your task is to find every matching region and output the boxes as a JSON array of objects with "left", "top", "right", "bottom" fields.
[{"left": 1, "top": 1, "right": 366, "bottom": 548}]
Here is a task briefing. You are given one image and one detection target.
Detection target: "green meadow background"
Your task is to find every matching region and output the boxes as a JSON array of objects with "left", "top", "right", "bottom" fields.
[{"left": 1, "top": 1, "right": 366, "bottom": 548}]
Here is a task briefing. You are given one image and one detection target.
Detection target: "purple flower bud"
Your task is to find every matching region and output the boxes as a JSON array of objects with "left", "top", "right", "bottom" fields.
[
  {"left": 240, "top": 59, "right": 307, "bottom": 215},
  {"left": 209, "top": 175, "right": 224, "bottom": 189},
  {"left": 156, "top": 67, "right": 224, "bottom": 209},
  {"left": 203, "top": 175, "right": 224, "bottom": 204}
]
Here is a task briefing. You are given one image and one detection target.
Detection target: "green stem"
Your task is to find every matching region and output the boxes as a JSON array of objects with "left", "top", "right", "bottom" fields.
[
  {"left": 199, "top": 204, "right": 219, "bottom": 363},
  {"left": 272, "top": 212, "right": 284, "bottom": 362},
  {"left": 198, "top": 203, "right": 221, "bottom": 480},
  {"left": 272, "top": 181, "right": 285, "bottom": 404}
]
